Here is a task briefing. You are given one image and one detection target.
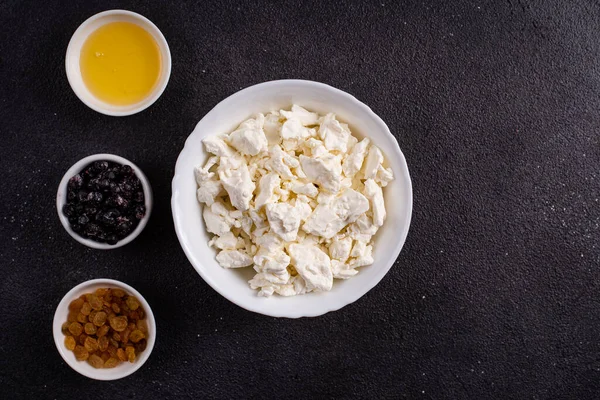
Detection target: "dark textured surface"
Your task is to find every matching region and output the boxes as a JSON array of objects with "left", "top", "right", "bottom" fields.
[{"left": 1, "top": 0, "right": 599, "bottom": 398}]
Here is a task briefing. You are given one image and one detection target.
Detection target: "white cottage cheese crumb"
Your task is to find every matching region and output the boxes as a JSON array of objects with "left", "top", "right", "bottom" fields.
[{"left": 195, "top": 106, "right": 394, "bottom": 296}]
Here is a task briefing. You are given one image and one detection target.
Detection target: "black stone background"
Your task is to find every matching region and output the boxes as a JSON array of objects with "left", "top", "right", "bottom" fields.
[{"left": 1, "top": 0, "right": 599, "bottom": 398}]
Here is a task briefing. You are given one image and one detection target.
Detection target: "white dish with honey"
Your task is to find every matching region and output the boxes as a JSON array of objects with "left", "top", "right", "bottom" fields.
[{"left": 65, "top": 10, "right": 171, "bottom": 116}]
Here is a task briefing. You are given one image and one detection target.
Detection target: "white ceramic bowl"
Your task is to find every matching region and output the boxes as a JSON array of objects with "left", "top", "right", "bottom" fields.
[
  {"left": 65, "top": 10, "right": 171, "bottom": 116},
  {"left": 172, "top": 80, "right": 413, "bottom": 318},
  {"left": 56, "top": 153, "right": 153, "bottom": 249},
  {"left": 53, "top": 279, "right": 156, "bottom": 380}
]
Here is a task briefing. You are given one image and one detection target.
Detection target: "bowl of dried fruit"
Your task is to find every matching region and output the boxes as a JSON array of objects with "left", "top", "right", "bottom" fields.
[
  {"left": 53, "top": 279, "right": 156, "bottom": 380},
  {"left": 56, "top": 153, "right": 153, "bottom": 249}
]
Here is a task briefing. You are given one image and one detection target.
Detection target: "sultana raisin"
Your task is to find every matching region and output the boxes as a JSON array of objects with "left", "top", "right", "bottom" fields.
[
  {"left": 76, "top": 313, "right": 87, "bottom": 323},
  {"left": 79, "top": 334, "right": 88, "bottom": 345},
  {"left": 109, "top": 338, "right": 120, "bottom": 348},
  {"left": 134, "top": 339, "right": 147, "bottom": 354},
  {"left": 117, "top": 348, "right": 127, "bottom": 361},
  {"left": 130, "top": 330, "right": 145, "bottom": 343},
  {"left": 109, "top": 316, "right": 128, "bottom": 332},
  {"left": 74, "top": 345, "right": 89, "bottom": 361},
  {"left": 67, "top": 310, "right": 78, "bottom": 323},
  {"left": 93, "top": 311, "right": 107, "bottom": 327},
  {"left": 65, "top": 336, "right": 76, "bottom": 350},
  {"left": 129, "top": 311, "right": 139, "bottom": 320},
  {"left": 80, "top": 302, "right": 92, "bottom": 316},
  {"left": 84, "top": 337, "right": 99, "bottom": 352},
  {"left": 69, "top": 298, "right": 84, "bottom": 312},
  {"left": 97, "top": 325, "right": 109, "bottom": 337},
  {"left": 137, "top": 309, "right": 145, "bottom": 319},
  {"left": 98, "top": 335, "right": 109, "bottom": 352},
  {"left": 100, "top": 351, "right": 110, "bottom": 362},
  {"left": 95, "top": 288, "right": 108, "bottom": 297},
  {"left": 107, "top": 345, "right": 118, "bottom": 357},
  {"left": 125, "top": 297, "right": 140, "bottom": 311},
  {"left": 103, "top": 291, "right": 113, "bottom": 303},
  {"left": 61, "top": 322, "right": 70, "bottom": 334},
  {"left": 104, "top": 357, "right": 119, "bottom": 368},
  {"left": 112, "top": 288, "right": 125, "bottom": 297},
  {"left": 89, "top": 294, "right": 103, "bottom": 310},
  {"left": 112, "top": 303, "right": 120, "bottom": 313},
  {"left": 88, "top": 354, "right": 103, "bottom": 368},
  {"left": 120, "top": 328, "right": 130, "bottom": 344},
  {"left": 68, "top": 322, "right": 83, "bottom": 336},
  {"left": 83, "top": 322, "right": 96, "bottom": 335},
  {"left": 125, "top": 346, "right": 135, "bottom": 363},
  {"left": 88, "top": 310, "right": 98, "bottom": 323}
]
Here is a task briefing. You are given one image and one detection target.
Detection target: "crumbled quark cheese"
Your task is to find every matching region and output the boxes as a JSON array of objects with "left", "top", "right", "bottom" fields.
[{"left": 195, "top": 105, "right": 394, "bottom": 297}]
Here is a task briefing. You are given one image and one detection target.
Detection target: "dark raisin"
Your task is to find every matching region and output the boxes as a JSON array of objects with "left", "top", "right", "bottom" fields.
[
  {"left": 121, "top": 165, "right": 133, "bottom": 176},
  {"left": 84, "top": 223, "right": 101, "bottom": 237},
  {"left": 85, "top": 206, "right": 98, "bottom": 216},
  {"left": 68, "top": 216, "right": 79, "bottom": 225},
  {"left": 134, "top": 205, "right": 146, "bottom": 220},
  {"left": 106, "top": 234, "right": 119, "bottom": 245},
  {"left": 87, "top": 192, "right": 103, "bottom": 204},
  {"left": 94, "top": 161, "right": 109, "bottom": 171},
  {"left": 99, "top": 209, "right": 120, "bottom": 227},
  {"left": 107, "top": 195, "right": 129, "bottom": 209},
  {"left": 78, "top": 215, "right": 90, "bottom": 225},
  {"left": 116, "top": 220, "right": 133, "bottom": 234},
  {"left": 133, "top": 191, "right": 144, "bottom": 203},
  {"left": 67, "top": 190, "right": 77, "bottom": 202},
  {"left": 71, "top": 223, "right": 83, "bottom": 233},
  {"left": 78, "top": 190, "right": 89, "bottom": 202},
  {"left": 98, "top": 179, "right": 111, "bottom": 191},
  {"left": 68, "top": 174, "right": 84, "bottom": 190},
  {"left": 63, "top": 204, "right": 75, "bottom": 217}
]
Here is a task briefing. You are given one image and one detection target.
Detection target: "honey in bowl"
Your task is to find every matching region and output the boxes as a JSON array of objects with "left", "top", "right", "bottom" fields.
[{"left": 80, "top": 21, "right": 161, "bottom": 106}]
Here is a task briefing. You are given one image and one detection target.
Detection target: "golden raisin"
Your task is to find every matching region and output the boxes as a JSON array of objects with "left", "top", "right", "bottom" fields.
[
  {"left": 65, "top": 336, "right": 76, "bottom": 351},
  {"left": 97, "top": 325, "right": 109, "bottom": 337},
  {"left": 84, "top": 322, "right": 96, "bottom": 335},
  {"left": 112, "top": 288, "right": 125, "bottom": 297},
  {"left": 98, "top": 335, "right": 109, "bottom": 352},
  {"left": 125, "top": 297, "right": 140, "bottom": 311},
  {"left": 93, "top": 311, "right": 107, "bottom": 327},
  {"left": 108, "top": 345, "right": 118, "bottom": 357},
  {"left": 103, "top": 291, "right": 113, "bottom": 303},
  {"left": 61, "top": 322, "right": 70, "bottom": 334},
  {"left": 79, "top": 333, "right": 87, "bottom": 345},
  {"left": 104, "top": 357, "right": 119, "bottom": 368},
  {"left": 80, "top": 302, "right": 92, "bottom": 316},
  {"left": 67, "top": 310, "right": 78, "bottom": 323},
  {"left": 117, "top": 348, "right": 127, "bottom": 361},
  {"left": 112, "top": 303, "right": 120, "bottom": 313},
  {"left": 68, "top": 322, "right": 83, "bottom": 336},
  {"left": 89, "top": 294, "right": 103, "bottom": 310},
  {"left": 88, "top": 310, "right": 97, "bottom": 323},
  {"left": 109, "top": 338, "right": 120, "bottom": 348},
  {"left": 134, "top": 339, "right": 147, "bottom": 353},
  {"left": 109, "top": 316, "right": 128, "bottom": 332},
  {"left": 76, "top": 313, "right": 87, "bottom": 323},
  {"left": 112, "top": 332, "right": 121, "bottom": 342},
  {"left": 84, "top": 337, "right": 98, "bottom": 352},
  {"left": 121, "top": 328, "right": 130, "bottom": 344},
  {"left": 95, "top": 288, "right": 108, "bottom": 297},
  {"left": 69, "top": 298, "right": 84, "bottom": 312},
  {"left": 88, "top": 354, "right": 103, "bottom": 368},
  {"left": 125, "top": 346, "right": 135, "bottom": 363},
  {"left": 136, "top": 320, "right": 147, "bottom": 333},
  {"left": 74, "top": 345, "right": 89, "bottom": 361},
  {"left": 130, "top": 330, "right": 145, "bottom": 343},
  {"left": 100, "top": 351, "right": 111, "bottom": 362}
]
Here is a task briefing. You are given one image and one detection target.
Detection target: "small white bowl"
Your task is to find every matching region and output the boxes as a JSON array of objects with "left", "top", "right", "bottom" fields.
[
  {"left": 171, "top": 80, "right": 413, "bottom": 318},
  {"left": 65, "top": 10, "right": 171, "bottom": 116},
  {"left": 56, "top": 153, "right": 153, "bottom": 250},
  {"left": 53, "top": 279, "right": 156, "bottom": 380}
]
